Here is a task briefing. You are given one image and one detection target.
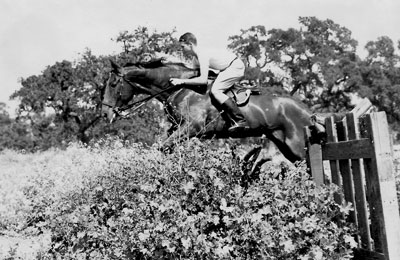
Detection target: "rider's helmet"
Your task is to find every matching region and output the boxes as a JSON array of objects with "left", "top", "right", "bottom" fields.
[{"left": 179, "top": 32, "right": 197, "bottom": 45}]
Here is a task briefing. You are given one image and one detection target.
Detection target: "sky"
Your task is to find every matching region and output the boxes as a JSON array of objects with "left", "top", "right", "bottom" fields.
[{"left": 1, "top": 0, "right": 400, "bottom": 116}]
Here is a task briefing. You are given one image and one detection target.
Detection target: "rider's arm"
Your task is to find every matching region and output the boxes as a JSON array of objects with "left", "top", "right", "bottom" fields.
[
  {"left": 170, "top": 53, "right": 209, "bottom": 86},
  {"left": 182, "top": 54, "right": 209, "bottom": 85}
]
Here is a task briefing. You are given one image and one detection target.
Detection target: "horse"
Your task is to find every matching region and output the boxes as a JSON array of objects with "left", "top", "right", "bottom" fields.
[{"left": 101, "top": 59, "right": 312, "bottom": 163}]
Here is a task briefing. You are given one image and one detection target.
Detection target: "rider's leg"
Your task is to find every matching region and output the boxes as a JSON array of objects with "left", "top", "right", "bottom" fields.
[
  {"left": 210, "top": 94, "right": 231, "bottom": 128},
  {"left": 210, "top": 59, "right": 249, "bottom": 131},
  {"left": 220, "top": 98, "right": 249, "bottom": 131}
]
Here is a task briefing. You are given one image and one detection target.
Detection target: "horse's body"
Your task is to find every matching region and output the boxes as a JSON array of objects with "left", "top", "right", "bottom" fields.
[{"left": 102, "top": 60, "right": 312, "bottom": 162}]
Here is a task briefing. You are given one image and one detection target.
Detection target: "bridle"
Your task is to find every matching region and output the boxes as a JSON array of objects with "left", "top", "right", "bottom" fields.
[{"left": 102, "top": 71, "right": 179, "bottom": 120}]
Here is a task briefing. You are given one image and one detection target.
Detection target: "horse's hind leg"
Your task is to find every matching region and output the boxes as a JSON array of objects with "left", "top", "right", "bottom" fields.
[{"left": 241, "top": 146, "right": 272, "bottom": 188}]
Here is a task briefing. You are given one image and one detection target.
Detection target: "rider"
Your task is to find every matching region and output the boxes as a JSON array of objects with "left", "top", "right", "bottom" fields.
[{"left": 169, "top": 32, "right": 249, "bottom": 132}]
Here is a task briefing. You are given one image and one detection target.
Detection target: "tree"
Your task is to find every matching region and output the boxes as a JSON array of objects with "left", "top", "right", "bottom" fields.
[
  {"left": 0, "top": 102, "right": 35, "bottom": 151},
  {"left": 357, "top": 36, "right": 400, "bottom": 131},
  {"left": 228, "top": 17, "right": 361, "bottom": 112},
  {"left": 8, "top": 27, "right": 180, "bottom": 151},
  {"left": 10, "top": 50, "right": 112, "bottom": 147},
  {"left": 228, "top": 25, "right": 281, "bottom": 87},
  {"left": 114, "top": 26, "right": 182, "bottom": 64},
  {"left": 0, "top": 102, "right": 11, "bottom": 125}
]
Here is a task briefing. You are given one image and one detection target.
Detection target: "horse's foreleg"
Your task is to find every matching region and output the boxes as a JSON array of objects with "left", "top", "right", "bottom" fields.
[
  {"left": 268, "top": 130, "right": 303, "bottom": 163},
  {"left": 162, "top": 122, "right": 198, "bottom": 152},
  {"left": 283, "top": 134, "right": 306, "bottom": 162}
]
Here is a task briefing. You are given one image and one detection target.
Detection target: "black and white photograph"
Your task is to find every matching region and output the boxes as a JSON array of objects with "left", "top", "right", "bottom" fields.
[{"left": 1, "top": 0, "right": 400, "bottom": 259}]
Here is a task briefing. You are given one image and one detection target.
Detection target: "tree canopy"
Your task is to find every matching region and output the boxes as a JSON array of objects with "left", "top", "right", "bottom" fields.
[
  {"left": 228, "top": 17, "right": 361, "bottom": 112},
  {"left": 4, "top": 47, "right": 166, "bottom": 151},
  {"left": 358, "top": 36, "right": 400, "bottom": 130}
]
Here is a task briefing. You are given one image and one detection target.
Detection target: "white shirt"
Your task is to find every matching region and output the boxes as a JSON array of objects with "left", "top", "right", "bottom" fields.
[{"left": 192, "top": 48, "right": 237, "bottom": 71}]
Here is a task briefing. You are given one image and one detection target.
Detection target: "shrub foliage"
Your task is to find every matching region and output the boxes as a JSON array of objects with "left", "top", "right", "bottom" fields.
[{"left": 10, "top": 139, "right": 357, "bottom": 259}]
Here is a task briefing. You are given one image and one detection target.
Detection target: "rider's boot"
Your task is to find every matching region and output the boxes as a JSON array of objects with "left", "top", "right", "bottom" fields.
[
  {"left": 211, "top": 95, "right": 231, "bottom": 129},
  {"left": 220, "top": 98, "right": 250, "bottom": 132}
]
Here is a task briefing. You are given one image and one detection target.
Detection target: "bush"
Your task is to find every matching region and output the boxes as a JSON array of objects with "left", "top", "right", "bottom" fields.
[
  {"left": 0, "top": 143, "right": 115, "bottom": 259},
  {"left": 22, "top": 138, "right": 356, "bottom": 259}
]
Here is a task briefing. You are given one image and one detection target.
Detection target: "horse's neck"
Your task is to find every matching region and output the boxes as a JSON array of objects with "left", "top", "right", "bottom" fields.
[
  {"left": 145, "top": 66, "right": 198, "bottom": 96},
  {"left": 127, "top": 64, "right": 199, "bottom": 103},
  {"left": 142, "top": 83, "right": 170, "bottom": 102}
]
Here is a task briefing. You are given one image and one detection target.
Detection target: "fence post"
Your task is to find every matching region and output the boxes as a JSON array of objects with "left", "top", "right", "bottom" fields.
[
  {"left": 336, "top": 118, "right": 357, "bottom": 224},
  {"left": 346, "top": 113, "right": 372, "bottom": 250},
  {"left": 361, "top": 112, "right": 400, "bottom": 260},
  {"left": 304, "top": 127, "right": 325, "bottom": 186},
  {"left": 325, "top": 116, "right": 343, "bottom": 204}
]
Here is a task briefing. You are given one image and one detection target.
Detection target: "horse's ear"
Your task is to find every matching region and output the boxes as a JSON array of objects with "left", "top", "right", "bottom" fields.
[{"left": 109, "top": 60, "right": 122, "bottom": 75}]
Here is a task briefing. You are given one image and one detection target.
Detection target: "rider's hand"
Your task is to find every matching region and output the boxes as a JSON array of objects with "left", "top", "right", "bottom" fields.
[{"left": 170, "top": 78, "right": 186, "bottom": 86}]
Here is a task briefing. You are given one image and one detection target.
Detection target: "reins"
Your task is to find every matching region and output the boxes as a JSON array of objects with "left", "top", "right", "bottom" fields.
[
  {"left": 104, "top": 72, "right": 179, "bottom": 119},
  {"left": 121, "top": 76, "right": 178, "bottom": 111}
]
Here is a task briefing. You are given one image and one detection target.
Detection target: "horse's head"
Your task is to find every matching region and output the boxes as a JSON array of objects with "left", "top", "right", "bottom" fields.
[
  {"left": 101, "top": 59, "right": 199, "bottom": 122},
  {"left": 101, "top": 61, "right": 142, "bottom": 122}
]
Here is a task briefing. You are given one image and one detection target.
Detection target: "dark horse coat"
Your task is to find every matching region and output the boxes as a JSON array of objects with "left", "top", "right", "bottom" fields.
[{"left": 102, "top": 60, "right": 312, "bottom": 162}]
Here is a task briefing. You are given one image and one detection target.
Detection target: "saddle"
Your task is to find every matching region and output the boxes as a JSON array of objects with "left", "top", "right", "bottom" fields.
[
  {"left": 226, "top": 82, "right": 262, "bottom": 106},
  {"left": 207, "top": 70, "right": 262, "bottom": 106}
]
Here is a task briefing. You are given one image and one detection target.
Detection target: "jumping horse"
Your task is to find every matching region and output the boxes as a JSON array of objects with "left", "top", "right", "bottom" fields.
[{"left": 101, "top": 59, "right": 312, "bottom": 163}]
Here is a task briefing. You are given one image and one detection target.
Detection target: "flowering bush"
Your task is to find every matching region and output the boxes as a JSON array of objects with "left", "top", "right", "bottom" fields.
[
  {"left": 0, "top": 143, "right": 110, "bottom": 259},
  {"left": 10, "top": 138, "right": 354, "bottom": 259}
]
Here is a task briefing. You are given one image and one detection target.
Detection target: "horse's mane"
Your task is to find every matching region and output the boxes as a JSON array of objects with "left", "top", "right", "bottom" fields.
[{"left": 123, "top": 58, "right": 195, "bottom": 71}]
